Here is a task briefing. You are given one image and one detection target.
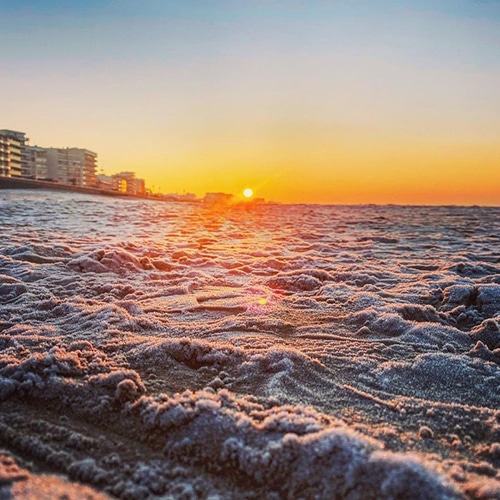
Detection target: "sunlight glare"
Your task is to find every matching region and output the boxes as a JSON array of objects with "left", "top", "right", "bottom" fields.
[{"left": 243, "top": 188, "right": 253, "bottom": 198}]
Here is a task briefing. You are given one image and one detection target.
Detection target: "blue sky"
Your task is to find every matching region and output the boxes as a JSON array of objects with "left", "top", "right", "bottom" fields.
[{"left": 1, "top": 0, "right": 500, "bottom": 203}]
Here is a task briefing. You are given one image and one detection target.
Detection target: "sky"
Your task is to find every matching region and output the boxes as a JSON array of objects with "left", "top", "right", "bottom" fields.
[{"left": 1, "top": 0, "right": 500, "bottom": 205}]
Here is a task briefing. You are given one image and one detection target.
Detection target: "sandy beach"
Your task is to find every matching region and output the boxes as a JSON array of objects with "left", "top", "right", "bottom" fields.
[{"left": 0, "top": 189, "right": 499, "bottom": 498}]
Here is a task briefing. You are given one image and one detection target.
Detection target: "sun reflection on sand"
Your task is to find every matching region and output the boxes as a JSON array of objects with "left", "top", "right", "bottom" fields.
[{"left": 1, "top": 192, "right": 499, "bottom": 498}]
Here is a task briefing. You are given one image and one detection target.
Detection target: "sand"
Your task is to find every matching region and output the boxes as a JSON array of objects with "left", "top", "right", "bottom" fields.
[{"left": 0, "top": 189, "right": 499, "bottom": 499}]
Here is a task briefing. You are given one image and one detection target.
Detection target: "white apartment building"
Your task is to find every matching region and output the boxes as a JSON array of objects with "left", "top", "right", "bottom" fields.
[
  {"left": 0, "top": 129, "right": 28, "bottom": 178},
  {"left": 46, "top": 148, "right": 97, "bottom": 187},
  {"left": 25, "top": 146, "right": 48, "bottom": 180}
]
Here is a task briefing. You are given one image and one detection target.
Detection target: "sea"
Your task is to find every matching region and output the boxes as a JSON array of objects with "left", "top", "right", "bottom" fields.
[{"left": 0, "top": 189, "right": 499, "bottom": 499}]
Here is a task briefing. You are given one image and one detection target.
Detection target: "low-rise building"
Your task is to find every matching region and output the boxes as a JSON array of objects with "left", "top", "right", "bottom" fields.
[
  {"left": 162, "top": 192, "right": 198, "bottom": 202},
  {"left": 203, "top": 192, "right": 234, "bottom": 205},
  {"left": 96, "top": 174, "right": 114, "bottom": 190}
]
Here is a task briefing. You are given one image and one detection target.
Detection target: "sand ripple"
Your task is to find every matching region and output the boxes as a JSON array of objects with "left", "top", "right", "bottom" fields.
[{"left": 1, "top": 190, "right": 499, "bottom": 498}]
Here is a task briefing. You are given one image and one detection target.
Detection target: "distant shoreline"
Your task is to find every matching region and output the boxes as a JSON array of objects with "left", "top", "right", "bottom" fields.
[
  {"left": 0, "top": 176, "right": 196, "bottom": 203},
  {"left": 0, "top": 176, "right": 131, "bottom": 197},
  {"left": 1, "top": 177, "right": 497, "bottom": 209}
]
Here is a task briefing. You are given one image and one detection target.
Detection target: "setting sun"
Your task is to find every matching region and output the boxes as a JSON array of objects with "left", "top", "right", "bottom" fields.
[{"left": 243, "top": 188, "right": 253, "bottom": 198}]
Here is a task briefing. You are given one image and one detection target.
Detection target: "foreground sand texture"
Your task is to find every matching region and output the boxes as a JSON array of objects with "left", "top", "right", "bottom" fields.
[{"left": 0, "top": 190, "right": 499, "bottom": 499}]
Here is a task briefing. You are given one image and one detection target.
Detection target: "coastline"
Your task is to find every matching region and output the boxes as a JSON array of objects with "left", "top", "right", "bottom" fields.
[
  {"left": 0, "top": 176, "right": 146, "bottom": 199},
  {"left": 0, "top": 176, "right": 204, "bottom": 203}
]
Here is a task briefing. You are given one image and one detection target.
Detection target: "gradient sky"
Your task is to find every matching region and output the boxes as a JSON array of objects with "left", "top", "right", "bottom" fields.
[{"left": 1, "top": 0, "right": 500, "bottom": 204}]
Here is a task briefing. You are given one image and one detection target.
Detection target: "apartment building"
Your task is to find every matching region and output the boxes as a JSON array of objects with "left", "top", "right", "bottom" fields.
[
  {"left": 0, "top": 129, "right": 28, "bottom": 178},
  {"left": 25, "top": 146, "right": 48, "bottom": 180},
  {"left": 112, "top": 171, "right": 146, "bottom": 195},
  {"left": 46, "top": 148, "right": 97, "bottom": 187}
]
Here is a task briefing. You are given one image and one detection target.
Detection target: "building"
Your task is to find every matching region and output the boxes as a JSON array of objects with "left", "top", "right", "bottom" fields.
[
  {"left": 112, "top": 176, "right": 127, "bottom": 193},
  {"left": 25, "top": 146, "right": 48, "bottom": 180},
  {"left": 96, "top": 174, "right": 114, "bottom": 190},
  {"left": 203, "top": 192, "right": 234, "bottom": 205},
  {"left": 112, "top": 172, "right": 135, "bottom": 194},
  {"left": 1, "top": 129, "right": 103, "bottom": 188},
  {"left": 45, "top": 148, "right": 97, "bottom": 187},
  {"left": 112, "top": 172, "right": 146, "bottom": 195},
  {"left": 0, "top": 129, "right": 28, "bottom": 178},
  {"left": 135, "top": 178, "right": 146, "bottom": 196}
]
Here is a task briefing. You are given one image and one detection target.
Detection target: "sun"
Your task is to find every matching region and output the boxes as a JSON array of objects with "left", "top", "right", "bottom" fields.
[{"left": 243, "top": 188, "right": 253, "bottom": 198}]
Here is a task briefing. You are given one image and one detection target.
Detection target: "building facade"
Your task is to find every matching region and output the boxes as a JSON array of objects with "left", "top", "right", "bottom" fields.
[
  {"left": 0, "top": 129, "right": 28, "bottom": 178},
  {"left": 45, "top": 148, "right": 97, "bottom": 187},
  {"left": 96, "top": 174, "right": 114, "bottom": 190},
  {"left": 135, "top": 178, "right": 146, "bottom": 196},
  {"left": 25, "top": 146, "right": 48, "bottom": 180},
  {"left": 112, "top": 172, "right": 146, "bottom": 195}
]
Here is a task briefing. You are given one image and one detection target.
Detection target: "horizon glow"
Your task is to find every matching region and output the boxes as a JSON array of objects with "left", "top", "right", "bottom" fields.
[{"left": 1, "top": 1, "right": 499, "bottom": 205}]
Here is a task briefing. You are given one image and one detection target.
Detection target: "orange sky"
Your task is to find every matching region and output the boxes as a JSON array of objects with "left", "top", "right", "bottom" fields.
[{"left": 2, "top": 1, "right": 500, "bottom": 205}]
